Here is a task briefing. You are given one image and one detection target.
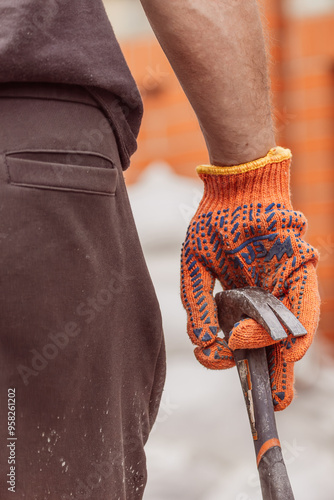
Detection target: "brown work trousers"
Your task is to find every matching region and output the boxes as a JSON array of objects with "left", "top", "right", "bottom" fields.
[{"left": 0, "top": 83, "right": 166, "bottom": 500}]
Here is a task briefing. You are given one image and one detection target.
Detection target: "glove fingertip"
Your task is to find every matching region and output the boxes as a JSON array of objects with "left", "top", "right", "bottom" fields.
[
  {"left": 194, "top": 341, "right": 235, "bottom": 370},
  {"left": 268, "top": 346, "right": 295, "bottom": 411},
  {"left": 273, "top": 392, "right": 293, "bottom": 412},
  {"left": 283, "top": 336, "right": 311, "bottom": 362},
  {"left": 186, "top": 316, "right": 220, "bottom": 346}
]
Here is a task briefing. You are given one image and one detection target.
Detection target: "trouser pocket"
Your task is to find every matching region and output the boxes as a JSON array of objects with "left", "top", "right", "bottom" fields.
[{"left": 5, "top": 150, "right": 117, "bottom": 196}]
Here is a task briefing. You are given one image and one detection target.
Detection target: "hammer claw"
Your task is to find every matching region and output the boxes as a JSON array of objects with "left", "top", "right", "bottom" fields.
[
  {"left": 215, "top": 287, "right": 307, "bottom": 342},
  {"left": 266, "top": 301, "right": 307, "bottom": 338}
]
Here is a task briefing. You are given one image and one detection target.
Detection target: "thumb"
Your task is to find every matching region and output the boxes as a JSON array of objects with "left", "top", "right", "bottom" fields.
[{"left": 181, "top": 243, "right": 219, "bottom": 348}]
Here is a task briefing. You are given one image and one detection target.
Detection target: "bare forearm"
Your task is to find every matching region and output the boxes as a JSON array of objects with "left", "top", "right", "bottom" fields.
[{"left": 139, "top": 0, "right": 275, "bottom": 165}]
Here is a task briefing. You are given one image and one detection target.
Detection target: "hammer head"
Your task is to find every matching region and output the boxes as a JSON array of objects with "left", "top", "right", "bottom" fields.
[{"left": 215, "top": 287, "right": 307, "bottom": 341}]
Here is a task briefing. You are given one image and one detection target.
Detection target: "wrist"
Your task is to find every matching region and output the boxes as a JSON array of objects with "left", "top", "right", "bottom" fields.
[
  {"left": 197, "top": 147, "right": 293, "bottom": 211},
  {"left": 206, "top": 136, "right": 277, "bottom": 168}
]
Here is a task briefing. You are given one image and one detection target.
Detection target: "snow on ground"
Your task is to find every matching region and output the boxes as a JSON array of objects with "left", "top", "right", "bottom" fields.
[{"left": 127, "top": 164, "right": 334, "bottom": 500}]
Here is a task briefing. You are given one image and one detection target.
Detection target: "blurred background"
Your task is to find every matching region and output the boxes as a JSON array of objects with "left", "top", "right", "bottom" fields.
[{"left": 103, "top": 1, "right": 334, "bottom": 499}]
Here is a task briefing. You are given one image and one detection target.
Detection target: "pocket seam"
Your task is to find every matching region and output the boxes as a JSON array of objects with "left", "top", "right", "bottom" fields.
[
  {"left": 5, "top": 153, "right": 118, "bottom": 196},
  {"left": 8, "top": 181, "right": 115, "bottom": 197},
  {"left": 5, "top": 148, "right": 115, "bottom": 166}
]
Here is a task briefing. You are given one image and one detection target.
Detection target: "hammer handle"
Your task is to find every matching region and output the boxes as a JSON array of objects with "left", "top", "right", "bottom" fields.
[{"left": 233, "top": 347, "right": 295, "bottom": 500}]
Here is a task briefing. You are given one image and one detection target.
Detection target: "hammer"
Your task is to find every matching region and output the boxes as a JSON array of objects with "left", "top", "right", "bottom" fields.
[{"left": 215, "top": 287, "right": 307, "bottom": 500}]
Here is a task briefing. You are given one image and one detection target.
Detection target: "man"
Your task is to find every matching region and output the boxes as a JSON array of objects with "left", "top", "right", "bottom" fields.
[{"left": 0, "top": 1, "right": 319, "bottom": 499}]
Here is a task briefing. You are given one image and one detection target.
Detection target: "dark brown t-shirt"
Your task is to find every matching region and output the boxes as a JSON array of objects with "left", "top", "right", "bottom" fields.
[{"left": 0, "top": 0, "right": 143, "bottom": 169}]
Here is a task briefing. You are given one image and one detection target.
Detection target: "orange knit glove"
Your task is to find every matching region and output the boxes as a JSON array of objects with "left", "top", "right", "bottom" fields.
[{"left": 180, "top": 147, "right": 320, "bottom": 410}]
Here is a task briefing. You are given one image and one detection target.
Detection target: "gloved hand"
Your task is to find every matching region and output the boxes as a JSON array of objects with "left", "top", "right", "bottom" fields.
[{"left": 180, "top": 147, "right": 320, "bottom": 410}]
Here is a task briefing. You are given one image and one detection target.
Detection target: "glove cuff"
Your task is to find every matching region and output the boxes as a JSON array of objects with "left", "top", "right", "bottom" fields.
[
  {"left": 197, "top": 147, "right": 293, "bottom": 210},
  {"left": 197, "top": 147, "right": 291, "bottom": 176}
]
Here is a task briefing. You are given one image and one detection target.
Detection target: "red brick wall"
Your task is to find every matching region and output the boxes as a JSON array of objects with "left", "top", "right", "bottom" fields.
[{"left": 270, "top": 12, "right": 334, "bottom": 345}]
